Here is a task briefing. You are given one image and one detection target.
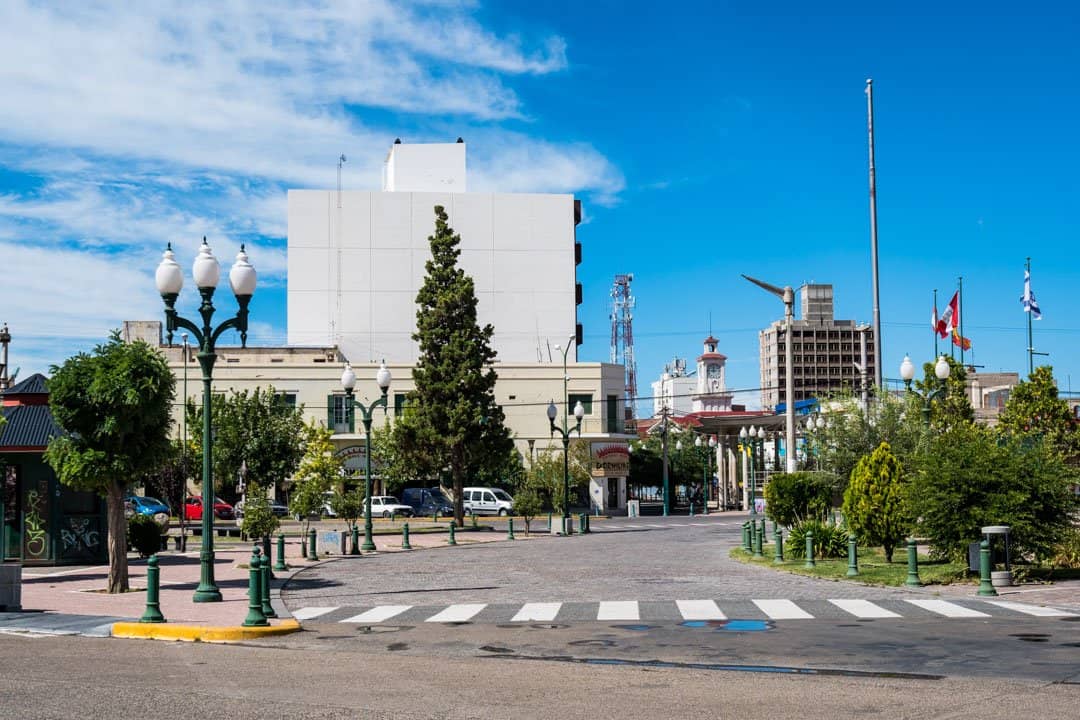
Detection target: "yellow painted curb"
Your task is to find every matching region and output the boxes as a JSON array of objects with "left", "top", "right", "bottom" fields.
[{"left": 111, "top": 619, "right": 301, "bottom": 643}]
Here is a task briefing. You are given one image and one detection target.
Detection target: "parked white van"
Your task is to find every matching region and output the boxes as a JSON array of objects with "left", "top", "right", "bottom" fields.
[{"left": 462, "top": 487, "right": 514, "bottom": 516}]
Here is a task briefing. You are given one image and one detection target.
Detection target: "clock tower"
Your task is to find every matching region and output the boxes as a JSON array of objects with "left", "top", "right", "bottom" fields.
[{"left": 692, "top": 336, "right": 733, "bottom": 412}]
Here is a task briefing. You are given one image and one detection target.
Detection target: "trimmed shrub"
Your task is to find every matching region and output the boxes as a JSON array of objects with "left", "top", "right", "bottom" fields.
[
  {"left": 843, "top": 442, "right": 907, "bottom": 562},
  {"left": 127, "top": 513, "right": 163, "bottom": 558},
  {"left": 764, "top": 472, "right": 836, "bottom": 527}
]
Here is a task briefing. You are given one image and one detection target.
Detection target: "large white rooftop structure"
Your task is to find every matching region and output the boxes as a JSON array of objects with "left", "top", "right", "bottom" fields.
[{"left": 287, "top": 141, "right": 582, "bottom": 364}]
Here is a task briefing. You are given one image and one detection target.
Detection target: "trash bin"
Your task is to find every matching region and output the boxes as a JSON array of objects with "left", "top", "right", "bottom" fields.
[{"left": 981, "top": 525, "right": 1012, "bottom": 586}]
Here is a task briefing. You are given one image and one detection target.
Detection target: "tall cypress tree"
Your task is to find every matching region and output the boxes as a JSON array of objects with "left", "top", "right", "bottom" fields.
[{"left": 395, "top": 206, "right": 514, "bottom": 526}]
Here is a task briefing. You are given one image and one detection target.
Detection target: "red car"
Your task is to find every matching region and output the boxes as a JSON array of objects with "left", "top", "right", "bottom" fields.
[{"left": 184, "top": 496, "right": 235, "bottom": 521}]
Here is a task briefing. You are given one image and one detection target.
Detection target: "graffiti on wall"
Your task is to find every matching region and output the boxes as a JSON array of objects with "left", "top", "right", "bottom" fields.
[
  {"left": 23, "top": 488, "right": 47, "bottom": 558},
  {"left": 61, "top": 517, "right": 102, "bottom": 560}
]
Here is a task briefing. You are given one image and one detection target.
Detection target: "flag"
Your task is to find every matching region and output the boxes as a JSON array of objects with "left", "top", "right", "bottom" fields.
[
  {"left": 936, "top": 291, "right": 959, "bottom": 339},
  {"left": 951, "top": 329, "right": 971, "bottom": 351},
  {"left": 1021, "top": 269, "right": 1042, "bottom": 319}
]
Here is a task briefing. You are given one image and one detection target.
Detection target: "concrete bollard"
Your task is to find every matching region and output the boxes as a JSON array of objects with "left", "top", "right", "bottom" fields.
[
  {"left": 260, "top": 551, "right": 276, "bottom": 618},
  {"left": 507, "top": 518, "right": 516, "bottom": 540},
  {"left": 242, "top": 545, "right": 268, "bottom": 627},
  {"left": 139, "top": 555, "right": 166, "bottom": 623},
  {"left": 773, "top": 528, "right": 784, "bottom": 563},
  {"left": 804, "top": 531, "right": 816, "bottom": 568},
  {"left": 905, "top": 538, "right": 921, "bottom": 587},
  {"left": 307, "top": 528, "right": 318, "bottom": 561},
  {"left": 274, "top": 533, "right": 287, "bottom": 572},
  {"left": 448, "top": 523, "right": 457, "bottom": 546},
  {"left": 402, "top": 522, "right": 412, "bottom": 550},
  {"left": 978, "top": 539, "right": 998, "bottom": 596},
  {"left": 847, "top": 533, "right": 859, "bottom": 577}
]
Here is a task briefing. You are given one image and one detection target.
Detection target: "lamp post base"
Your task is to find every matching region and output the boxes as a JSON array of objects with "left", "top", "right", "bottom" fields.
[{"left": 192, "top": 585, "right": 223, "bottom": 603}]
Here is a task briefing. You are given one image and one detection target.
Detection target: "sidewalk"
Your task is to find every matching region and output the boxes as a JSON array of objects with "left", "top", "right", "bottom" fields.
[{"left": 3, "top": 523, "right": 518, "bottom": 641}]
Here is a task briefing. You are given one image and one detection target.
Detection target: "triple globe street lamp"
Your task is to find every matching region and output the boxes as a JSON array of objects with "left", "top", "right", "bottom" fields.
[
  {"left": 694, "top": 434, "right": 717, "bottom": 515},
  {"left": 341, "top": 361, "right": 392, "bottom": 553},
  {"left": 547, "top": 398, "right": 585, "bottom": 535},
  {"left": 738, "top": 425, "right": 764, "bottom": 517},
  {"left": 156, "top": 239, "right": 257, "bottom": 603},
  {"left": 899, "top": 354, "right": 951, "bottom": 428}
]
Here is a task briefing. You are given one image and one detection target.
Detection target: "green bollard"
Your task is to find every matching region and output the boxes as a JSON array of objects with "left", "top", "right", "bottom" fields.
[
  {"left": 242, "top": 545, "right": 268, "bottom": 627},
  {"left": 847, "top": 533, "right": 859, "bottom": 577},
  {"left": 978, "top": 539, "right": 998, "bottom": 596},
  {"left": 472, "top": 512, "right": 478, "bottom": 529},
  {"left": 433, "top": 510, "right": 439, "bottom": 523},
  {"left": 804, "top": 531, "right": 816, "bottom": 568},
  {"left": 742, "top": 522, "right": 751, "bottom": 551},
  {"left": 307, "top": 528, "right": 318, "bottom": 560},
  {"left": 139, "top": 554, "right": 166, "bottom": 623},
  {"left": 350, "top": 526, "right": 360, "bottom": 555},
  {"left": 585, "top": 513, "right": 591, "bottom": 533},
  {"left": 753, "top": 523, "right": 764, "bottom": 558},
  {"left": 578, "top": 513, "right": 586, "bottom": 535},
  {"left": 689, "top": 502, "right": 694, "bottom": 517},
  {"left": 760, "top": 519, "right": 767, "bottom": 545},
  {"left": 260, "top": 551, "right": 276, "bottom": 618},
  {"left": 300, "top": 532, "right": 307, "bottom": 559},
  {"left": 507, "top": 518, "right": 516, "bottom": 540},
  {"left": 773, "top": 528, "right": 784, "bottom": 563},
  {"left": 402, "top": 522, "right": 412, "bottom": 550},
  {"left": 448, "top": 523, "right": 457, "bottom": 546},
  {"left": 547, "top": 512, "right": 553, "bottom": 532},
  {"left": 390, "top": 511, "right": 396, "bottom": 523},
  {"left": 905, "top": 537, "right": 921, "bottom": 587},
  {"left": 261, "top": 536, "right": 275, "bottom": 580},
  {"left": 274, "top": 533, "right": 286, "bottom": 572}
]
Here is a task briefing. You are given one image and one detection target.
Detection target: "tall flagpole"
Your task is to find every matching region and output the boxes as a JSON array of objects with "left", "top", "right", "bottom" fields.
[
  {"left": 1026, "top": 257, "right": 1034, "bottom": 376},
  {"left": 958, "top": 276, "right": 965, "bottom": 366},
  {"left": 933, "top": 288, "right": 939, "bottom": 358},
  {"left": 866, "top": 79, "right": 883, "bottom": 390}
]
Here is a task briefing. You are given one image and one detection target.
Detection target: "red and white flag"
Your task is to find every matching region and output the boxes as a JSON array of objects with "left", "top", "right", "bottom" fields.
[
  {"left": 936, "top": 291, "right": 959, "bottom": 339},
  {"left": 931, "top": 303, "right": 938, "bottom": 333}
]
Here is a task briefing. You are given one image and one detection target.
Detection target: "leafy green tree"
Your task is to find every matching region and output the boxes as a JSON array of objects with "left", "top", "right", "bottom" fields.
[
  {"left": 913, "top": 355, "right": 974, "bottom": 430},
  {"left": 240, "top": 492, "right": 279, "bottom": 540},
  {"left": 807, "top": 393, "right": 922, "bottom": 494},
  {"left": 908, "top": 422, "right": 1078, "bottom": 562},
  {"left": 513, "top": 485, "right": 544, "bottom": 534},
  {"left": 763, "top": 471, "right": 836, "bottom": 527},
  {"left": 289, "top": 423, "right": 342, "bottom": 537},
  {"left": 393, "top": 206, "right": 515, "bottom": 526},
  {"left": 996, "top": 366, "right": 1080, "bottom": 459},
  {"left": 187, "top": 386, "right": 306, "bottom": 501},
  {"left": 45, "top": 332, "right": 175, "bottom": 593},
  {"left": 842, "top": 441, "right": 908, "bottom": 562},
  {"left": 526, "top": 440, "right": 592, "bottom": 515},
  {"left": 329, "top": 485, "right": 366, "bottom": 535}
]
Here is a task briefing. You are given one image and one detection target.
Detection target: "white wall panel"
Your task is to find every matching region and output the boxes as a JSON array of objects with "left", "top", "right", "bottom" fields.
[
  {"left": 288, "top": 191, "right": 330, "bottom": 248},
  {"left": 338, "top": 192, "right": 372, "bottom": 249},
  {"left": 370, "top": 249, "right": 413, "bottom": 293},
  {"left": 288, "top": 247, "right": 330, "bottom": 292},
  {"left": 371, "top": 193, "right": 412, "bottom": 250}
]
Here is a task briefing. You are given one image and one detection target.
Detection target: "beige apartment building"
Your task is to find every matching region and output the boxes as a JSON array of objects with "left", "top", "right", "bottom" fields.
[{"left": 124, "top": 321, "right": 634, "bottom": 514}]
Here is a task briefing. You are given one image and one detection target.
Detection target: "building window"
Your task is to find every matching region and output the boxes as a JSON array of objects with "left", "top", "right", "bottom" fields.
[
  {"left": 394, "top": 393, "right": 409, "bottom": 418},
  {"left": 606, "top": 394, "right": 619, "bottom": 434},
  {"left": 275, "top": 392, "right": 297, "bottom": 407},
  {"left": 327, "top": 394, "right": 350, "bottom": 433},
  {"left": 568, "top": 393, "right": 593, "bottom": 415}
]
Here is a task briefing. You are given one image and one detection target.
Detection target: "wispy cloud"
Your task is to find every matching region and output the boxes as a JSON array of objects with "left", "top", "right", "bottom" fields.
[{"left": 0, "top": 1, "right": 620, "bottom": 374}]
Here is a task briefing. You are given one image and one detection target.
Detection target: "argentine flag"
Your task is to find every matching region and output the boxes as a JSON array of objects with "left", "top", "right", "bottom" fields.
[{"left": 1021, "top": 269, "right": 1042, "bottom": 319}]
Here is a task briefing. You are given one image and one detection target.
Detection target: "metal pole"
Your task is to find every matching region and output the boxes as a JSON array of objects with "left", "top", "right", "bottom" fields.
[
  {"left": 933, "top": 289, "right": 939, "bottom": 359},
  {"left": 1026, "top": 258, "right": 1033, "bottom": 376},
  {"left": 661, "top": 410, "right": 670, "bottom": 516},
  {"left": 958, "top": 276, "right": 965, "bottom": 366},
  {"left": 784, "top": 288, "right": 796, "bottom": 472},
  {"left": 193, "top": 333, "right": 221, "bottom": 602},
  {"left": 866, "top": 78, "right": 883, "bottom": 389},
  {"left": 362, "top": 407, "right": 375, "bottom": 552}
]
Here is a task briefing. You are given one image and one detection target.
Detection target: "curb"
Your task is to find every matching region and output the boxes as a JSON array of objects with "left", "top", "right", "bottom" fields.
[{"left": 111, "top": 618, "right": 300, "bottom": 642}]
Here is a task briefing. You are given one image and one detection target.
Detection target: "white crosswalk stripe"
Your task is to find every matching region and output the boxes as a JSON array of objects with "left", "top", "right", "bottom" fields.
[
  {"left": 426, "top": 603, "right": 487, "bottom": 622},
  {"left": 598, "top": 601, "right": 639, "bottom": 620},
  {"left": 511, "top": 602, "right": 562, "bottom": 622},
  {"left": 753, "top": 599, "right": 815, "bottom": 619},
  {"left": 291, "top": 606, "right": 338, "bottom": 620},
  {"left": 829, "top": 599, "right": 901, "bottom": 618},
  {"left": 981, "top": 600, "right": 1078, "bottom": 617},
  {"left": 288, "top": 597, "right": 1067, "bottom": 625},
  {"left": 676, "top": 599, "right": 725, "bottom": 620},
  {"left": 904, "top": 599, "right": 990, "bottom": 618},
  {"left": 340, "top": 605, "right": 412, "bottom": 623}
]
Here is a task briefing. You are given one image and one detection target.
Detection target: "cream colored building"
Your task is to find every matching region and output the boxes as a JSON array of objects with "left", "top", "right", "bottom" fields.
[{"left": 124, "top": 321, "right": 633, "bottom": 513}]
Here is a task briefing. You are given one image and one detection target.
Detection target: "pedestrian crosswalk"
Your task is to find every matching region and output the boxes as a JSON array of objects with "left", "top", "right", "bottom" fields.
[{"left": 287, "top": 597, "right": 1076, "bottom": 625}]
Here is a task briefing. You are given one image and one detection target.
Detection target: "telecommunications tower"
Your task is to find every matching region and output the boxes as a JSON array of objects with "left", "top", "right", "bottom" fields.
[{"left": 610, "top": 274, "right": 637, "bottom": 429}]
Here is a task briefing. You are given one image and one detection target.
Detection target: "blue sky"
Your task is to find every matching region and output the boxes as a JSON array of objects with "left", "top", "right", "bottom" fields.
[{"left": 1, "top": 1, "right": 1078, "bottom": 411}]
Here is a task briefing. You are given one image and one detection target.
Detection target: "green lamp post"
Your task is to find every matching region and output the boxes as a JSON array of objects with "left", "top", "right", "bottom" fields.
[
  {"left": 694, "top": 434, "right": 716, "bottom": 515},
  {"left": 547, "top": 398, "right": 584, "bottom": 534},
  {"left": 739, "top": 425, "right": 761, "bottom": 518},
  {"left": 157, "top": 239, "right": 256, "bottom": 603},
  {"left": 341, "top": 361, "right": 392, "bottom": 553},
  {"left": 899, "top": 355, "right": 951, "bottom": 428}
]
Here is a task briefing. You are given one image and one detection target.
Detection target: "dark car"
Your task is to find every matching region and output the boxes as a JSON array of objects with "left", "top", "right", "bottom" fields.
[{"left": 401, "top": 487, "right": 454, "bottom": 516}]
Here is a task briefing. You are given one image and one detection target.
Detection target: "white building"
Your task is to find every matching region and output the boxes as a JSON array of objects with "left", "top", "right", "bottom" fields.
[
  {"left": 287, "top": 140, "right": 583, "bottom": 364},
  {"left": 650, "top": 357, "right": 695, "bottom": 417}
]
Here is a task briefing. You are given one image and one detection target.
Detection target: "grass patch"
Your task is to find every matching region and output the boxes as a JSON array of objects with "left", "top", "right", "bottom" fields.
[{"left": 729, "top": 544, "right": 971, "bottom": 587}]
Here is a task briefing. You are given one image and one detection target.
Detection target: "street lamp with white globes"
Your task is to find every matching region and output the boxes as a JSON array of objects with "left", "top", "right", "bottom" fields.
[
  {"left": 899, "top": 354, "right": 951, "bottom": 428},
  {"left": 547, "top": 398, "right": 584, "bottom": 534},
  {"left": 341, "top": 361, "right": 392, "bottom": 552},
  {"left": 157, "top": 239, "right": 256, "bottom": 603}
]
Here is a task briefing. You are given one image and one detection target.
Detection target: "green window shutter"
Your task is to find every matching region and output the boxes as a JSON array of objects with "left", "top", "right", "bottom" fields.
[{"left": 326, "top": 394, "right": 335, "bottom": 430}]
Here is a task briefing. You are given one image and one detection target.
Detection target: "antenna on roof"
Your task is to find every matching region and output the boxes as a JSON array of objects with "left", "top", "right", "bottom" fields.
[{"left": 337, "top": 154, "right": 346, "bottom": 209}]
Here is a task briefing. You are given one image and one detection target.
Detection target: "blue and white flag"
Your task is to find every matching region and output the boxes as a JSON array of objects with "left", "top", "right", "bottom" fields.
[{"left": 1021, "top": 269, "right": 1042, "bottom": 319}]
